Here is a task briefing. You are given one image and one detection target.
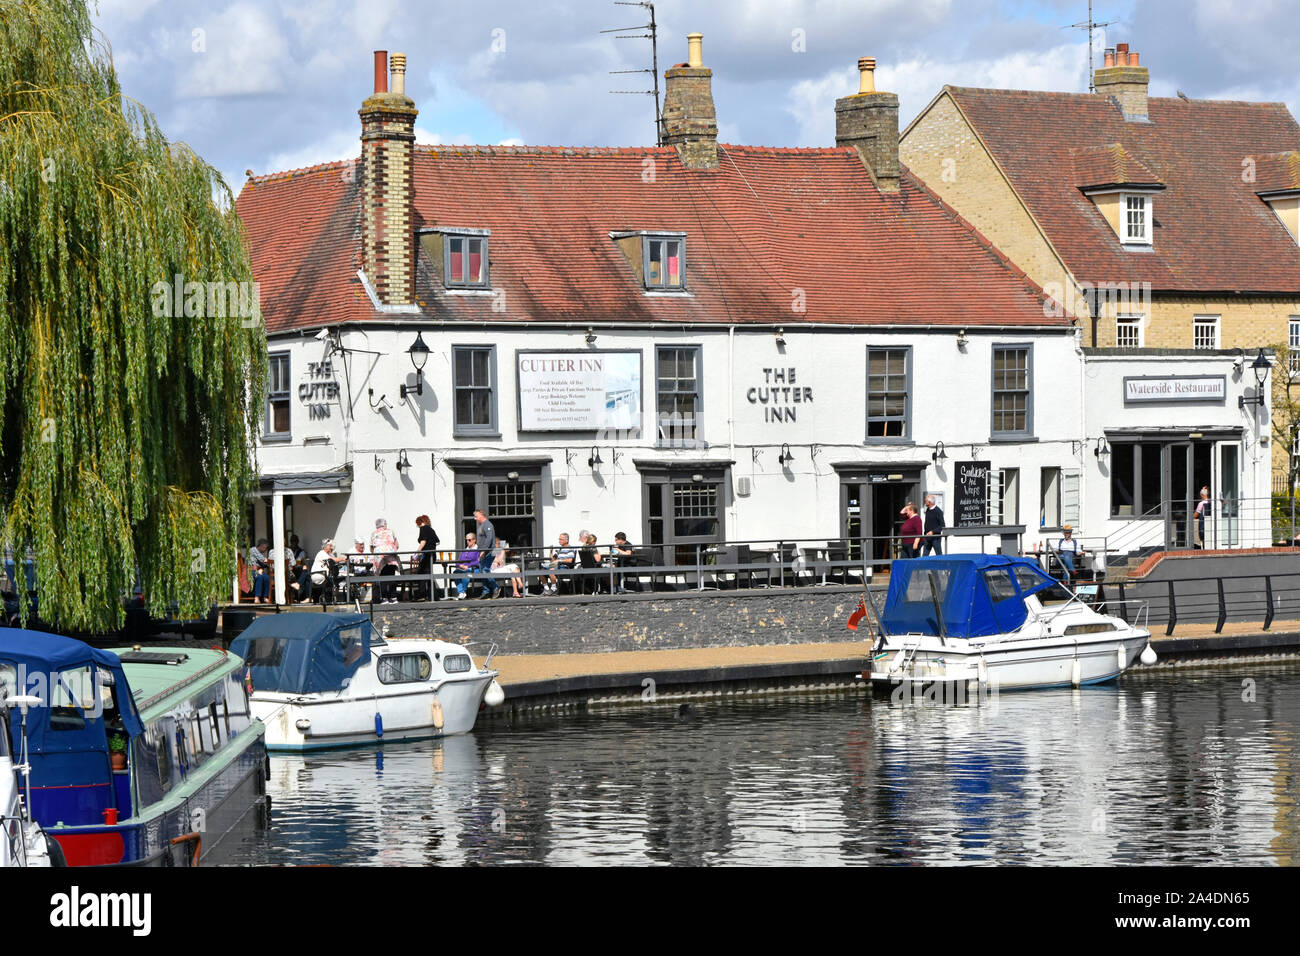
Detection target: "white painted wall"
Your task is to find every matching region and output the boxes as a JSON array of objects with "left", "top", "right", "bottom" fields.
[{"left": 253, "top": 324, "right": 1265, "bottom": 558}]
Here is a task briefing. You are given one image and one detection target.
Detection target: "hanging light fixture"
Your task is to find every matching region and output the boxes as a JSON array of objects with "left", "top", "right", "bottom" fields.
[
  {"left": 395, "top": 449, "right": 412, "bottom": 473},
  {"left": 777, "top": 443, "right": 793, "bottom": 466},
  {"left": 1240, "top": 349, "right": 1272, "bottom": 408},
  {"left": 931, "top": 441, "right": 947, "bottom": 464},
  {"left": 587, "top": 447, "right": 603, "bottom": 470},
  {"left": 1094, "top": 436, "right": 1110, "bottom": 459}
]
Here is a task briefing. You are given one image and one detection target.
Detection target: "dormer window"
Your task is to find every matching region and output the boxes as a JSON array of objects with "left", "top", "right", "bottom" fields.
[
  {"left": 1124, "top": 195, "right": 1151, "bottom": 244},
  {"left": 644, "top": 236, "right": 685, "bottom": 290},
  {"left": 446, "top": 233, "right": 488, "bottom": 287}
]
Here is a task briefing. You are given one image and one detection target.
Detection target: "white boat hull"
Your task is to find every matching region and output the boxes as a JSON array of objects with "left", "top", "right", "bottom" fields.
[
  {"left": 253, "top": 671, "right": 497, "bottom": 751},
  {"left": 869, "top": 630, "right": 1151, "bottom": 693}
]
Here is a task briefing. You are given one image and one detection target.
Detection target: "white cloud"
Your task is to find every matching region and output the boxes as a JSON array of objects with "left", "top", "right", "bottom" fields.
[
  {"left": 178, "top": 3, "right": 290, "bottom": 98},
  {"left": 785, "top": 39, "right": 1089, "bottom": 145}
]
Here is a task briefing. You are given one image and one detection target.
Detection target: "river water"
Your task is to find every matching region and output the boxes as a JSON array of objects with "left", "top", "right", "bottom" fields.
[{"left": 230, "top": 663, "right": 1300, "bottom": 866}]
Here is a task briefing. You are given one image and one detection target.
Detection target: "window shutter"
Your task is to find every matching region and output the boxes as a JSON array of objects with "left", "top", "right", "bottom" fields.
[
  {"left": 988, "top": 470, "right": 1004, "bottom": 525},
  {"left": 1063, "top": 470, "right": 1081, "bottom": 527}
]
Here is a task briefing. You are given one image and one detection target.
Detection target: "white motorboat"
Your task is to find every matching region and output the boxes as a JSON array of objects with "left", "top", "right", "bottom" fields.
[
  {"left": 859, "top": 555, "right": 1155, "bottom": 696},
  {"left": 1, "top": 694, "right": 56, "bottom": 867},
  {"left": 230, "top": 613, "right": 503, "bottom": 751}
]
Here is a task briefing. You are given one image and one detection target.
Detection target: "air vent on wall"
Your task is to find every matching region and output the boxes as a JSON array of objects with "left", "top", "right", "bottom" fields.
[
  {"left": 736, "top": 477, "right": 753, "bottom": 497},
  {"left": 552, "top": 478, "right": 568, "bottom": 499}
]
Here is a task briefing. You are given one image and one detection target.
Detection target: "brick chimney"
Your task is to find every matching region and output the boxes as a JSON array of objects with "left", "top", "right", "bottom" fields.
[
  {"left": 1095, "top": 42, "right": 1150, "bottom": 122},
  {"left": 359, "top": 50, "right": 418, "bottom": 306},
  {"left": 661, "top": 33, "right": 719, "bottom": 169},
  {"left": 835, "top": 57, "right": 900, "bottom": 193}
]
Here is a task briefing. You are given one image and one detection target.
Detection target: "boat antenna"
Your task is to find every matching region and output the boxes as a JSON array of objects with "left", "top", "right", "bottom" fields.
[{"left": 603, "top": 1, "right": 663, "bottom": 144}]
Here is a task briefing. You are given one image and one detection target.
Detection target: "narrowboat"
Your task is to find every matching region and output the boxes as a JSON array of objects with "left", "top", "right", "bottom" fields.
[
  {"left": 861, "top": 555, "right": 1156, "bottom": 695},
  {"left": 230, "top": 612, "right": 502, "bottom": 751},
  {"left": 0, "top": 628, "right": 268, "bottom": 866}
]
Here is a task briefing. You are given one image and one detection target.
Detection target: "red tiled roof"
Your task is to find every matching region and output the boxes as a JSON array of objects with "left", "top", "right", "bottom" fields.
[
  {"left": 945, "top": 88, "right": 1300, "bottom": 293},
  {"left": 1254, "top": 150, "right": 1300, "bottom": 195},
  {"left": 1072, "top": 143, "right": 1163, "bottom": 189},
  {"left": 236, "top": 143, "right": 1067, "bottom": 334}
]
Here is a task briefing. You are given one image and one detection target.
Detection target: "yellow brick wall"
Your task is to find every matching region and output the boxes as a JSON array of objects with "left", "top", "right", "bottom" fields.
[{"left": 901, "top": 94, "right": 1074, "bottom": 309}]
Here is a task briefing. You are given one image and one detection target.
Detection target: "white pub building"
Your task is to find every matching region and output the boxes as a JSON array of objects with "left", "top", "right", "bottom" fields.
[{"left": 236, "top": 43, "right": 1270, "bottom": 603}]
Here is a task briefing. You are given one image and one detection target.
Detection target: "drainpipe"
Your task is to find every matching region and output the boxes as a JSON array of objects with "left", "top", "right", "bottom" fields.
[{"left": 1075, "top": 325, "right": 1086, "bottom": 558}]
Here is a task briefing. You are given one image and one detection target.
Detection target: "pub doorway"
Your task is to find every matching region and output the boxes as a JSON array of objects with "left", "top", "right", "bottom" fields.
[{"left": 837, "top": 465, "right": 923, "bottom": 565}]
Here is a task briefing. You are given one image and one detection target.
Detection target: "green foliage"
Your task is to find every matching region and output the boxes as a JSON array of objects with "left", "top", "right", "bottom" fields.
[
  {"left": 0, "top": 1, "right": 265, "bottom": 631},
  {"left": 1270, "top": 339, "right": 1300, "bottom": 491}
]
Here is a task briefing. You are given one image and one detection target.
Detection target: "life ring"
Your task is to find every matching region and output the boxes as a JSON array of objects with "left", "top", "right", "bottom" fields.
[{"left": 431, "top": 697, "right": 445, "bottom": 730}]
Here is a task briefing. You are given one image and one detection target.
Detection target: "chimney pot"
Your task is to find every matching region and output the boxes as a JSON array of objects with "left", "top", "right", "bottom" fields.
[
  {"left": 391, "top": 52, "right": 407, "bottom": 95},
  {"left": 1094, "top": 41, "right": 1150, "bottom": 122},
  {"left": 857, "top": 57, "right": 877, "bottom": 94},
  {"left": 1129, "top": 51, "right": 1139, "bottom": 66},
  {"left": 687, "top": 33, "right": 704, "bottom": 68},
  {"left": 373, "top": 50, "right": 388, "bottom": 94},
  {"left": 1116, "top": 42, "right": 1129, "bottom": 52},
  {"left": 1104, "top": 50, "right": 1115, "bottom": 67}
]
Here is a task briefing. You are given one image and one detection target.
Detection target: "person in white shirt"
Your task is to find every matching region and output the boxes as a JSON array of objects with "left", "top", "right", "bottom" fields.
[{"left": 1056, "top": 525, "right": 1086, "bottom": 584}]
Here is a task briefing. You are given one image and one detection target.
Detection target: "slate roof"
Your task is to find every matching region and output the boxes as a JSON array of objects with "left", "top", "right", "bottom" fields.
[
  {"left": 943, "top": 88, "right": 1300, "bottom": 293},
  {"left": 235, "top": 143, "right": 1068, "bottom": 334}
]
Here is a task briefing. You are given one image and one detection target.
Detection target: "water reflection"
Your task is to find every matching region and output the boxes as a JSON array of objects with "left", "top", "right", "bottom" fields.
[{"left": 229, "top": 663, "right": 1300, "bottom": 866}]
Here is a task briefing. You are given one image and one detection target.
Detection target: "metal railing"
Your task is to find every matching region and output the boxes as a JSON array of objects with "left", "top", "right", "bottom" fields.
[
  {"left": 1103, "top": 495, "right": 1293, "bottom": 557},
  {"left": 1097, "top": 569, "right": 1300, "bottom": 636}
]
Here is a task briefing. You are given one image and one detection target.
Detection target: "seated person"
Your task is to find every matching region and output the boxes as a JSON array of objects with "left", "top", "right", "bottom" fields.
[
  {"left": 610, "top": 532, "right": 637, "bottom": 593},
  {"left": 298, "top": 539, "right": 343, "bottom": 603},
  {"left": 454, "top": 533, "right": 482, "bottom": 599},
  {"left": 1055, "top": 525, "right": 1087, "bottom": 583},
  {"left": 578, "top": 533, "right": 607, "bottom": 594},
  {"left": 247, "top": 539, "right": 271, "bottom": 603},
  {"left": 545, "top": 533, "right": 577, "bottom": 595},
  {"left": 492, "top": 542, "right": 525, "bottom": 598}
]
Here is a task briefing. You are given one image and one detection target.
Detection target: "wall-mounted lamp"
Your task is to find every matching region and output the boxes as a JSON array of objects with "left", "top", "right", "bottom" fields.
[
  {"left": 587, "top": 447, "right": 603, "bottom": 470},
  {"left": 506, "top": 470, "right": 520, "bottom": 482},
  {"left": 399, "top": 332, "right": 430, "bottom": 401},
  {"left": 777, "top": 443, "right": 793, "bottom": 466},
  {"left": 396, "top": 449, "right": 412, "bottom": 473},
  {"left": 1094, "top": 436, "right": 1110, "bottom": 459},
  {"left": 956, "top": 329, "right": 968, "bottom": 351},
  {"left": 774, "top": 327, "right": 786, "bottom": 347},
  {"left": 931, "top": 441, "right": 947, "bottom": 464},
  {"left": 691, "top": 473, "right": 705, "bottom": 483},
  {"left": 1239, "top": 349, "right": 1272, "bottom": 408},
  {"left": 585, "top": 328, "right": 597, "bottom": 346},
  {"left": 367, "top": 387, "right": 391, "bottom": 412}
]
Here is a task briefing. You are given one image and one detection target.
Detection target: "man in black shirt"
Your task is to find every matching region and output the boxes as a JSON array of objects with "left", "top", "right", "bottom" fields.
[{"left": 922, "top": 494, "right": 945, "bottom": 556}]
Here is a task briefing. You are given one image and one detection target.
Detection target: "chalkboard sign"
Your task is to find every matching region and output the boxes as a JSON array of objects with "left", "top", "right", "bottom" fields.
[{"left": 955, "top": 460, "right": 991, "bottom": 527}]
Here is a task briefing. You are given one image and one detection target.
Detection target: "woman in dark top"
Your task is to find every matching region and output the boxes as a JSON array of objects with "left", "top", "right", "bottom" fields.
[
  {"left": 415, "top": 515, "right": 441, "bottom": 600},
  {"left": 899, "top": 502, "right": 924, "bottom": 559}
]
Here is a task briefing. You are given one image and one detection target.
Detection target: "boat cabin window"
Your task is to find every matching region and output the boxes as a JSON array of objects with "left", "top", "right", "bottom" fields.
[
  {"left": 903, "top": 569, "right": 950, "bottom": 604},
  {"left": 243, "top": 637, "right": 288, "bottom": 668},
  {"left": 153, "top": 729, "right": 173, "bottom": 793},
  {"left": 209, "top": 702, "right": 221, "bottom": 747},
  {"left": 443, "top": 654, "right": 472, "bottom": 674},
  {"left": 339, "top": 627, "right": 366, "bottom": 668},
  {"left": 377, "top": 653, "right": 433, "bottom": 684},
  {"left": 983, "top": 569, "right": 1019, "bottom": 604},
  {"left": 49, "top": 666, "right": 96, "bottom": 731}
]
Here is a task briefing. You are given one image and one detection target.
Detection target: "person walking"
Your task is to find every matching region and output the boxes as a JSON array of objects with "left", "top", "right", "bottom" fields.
[
  {"left": 473, "top": 509, "right": 499, "bottom": 599},
  {"left": 1194, "top": 486, "right": 1211, "bottom": 549},
  {"left": 899, "top": 502, "right": 924, "bottom": 559},
  {"left": 413, "top": 515, "right": 441, "bottom": 600},
  {"left": 922, "top": 494, "right": 945, "bottom": 556}
]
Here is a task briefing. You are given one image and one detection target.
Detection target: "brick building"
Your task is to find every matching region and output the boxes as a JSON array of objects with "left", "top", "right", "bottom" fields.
[{"left": 900, "top": 42, "right": 1300, "bottom": 480}]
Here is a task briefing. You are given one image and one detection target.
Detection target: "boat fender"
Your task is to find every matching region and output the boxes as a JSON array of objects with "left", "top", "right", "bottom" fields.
[
  {"left": 375, "top": 712, "right": 384, "bottom": 738},
  {"left": 484, "top": 679, "right": 505, "bottom": 707},
  {"left": 1070, "top": 658, "right": 1082, "bottom": 688},
  {"left": 1140, "top": 644, "right": 1157, "bottom": 666},
  {"left": 977, "top": 658, "right": 989, "bottom": 686},
  {"left": 1117, "top": 645, "right": 1127, "bottom": 671},
  {"left": 431, "top": 698, "right": 445, "bottom": 730}
]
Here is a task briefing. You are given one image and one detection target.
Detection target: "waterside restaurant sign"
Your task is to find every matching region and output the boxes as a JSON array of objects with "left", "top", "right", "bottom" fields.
[{"left": 1123, "top": 376, "right": 1226, "bottom": 404}]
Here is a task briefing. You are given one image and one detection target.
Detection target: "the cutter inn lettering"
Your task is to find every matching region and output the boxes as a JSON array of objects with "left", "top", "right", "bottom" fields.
[
  {"left": 747, "top": 367, "right": 813, "bottom": 423},
  {"left": 1124, "top": 377, "right": 1226, "bottom": 402},
  {"left": 519, "top": 357, "right": 604, "bottom": 373}
]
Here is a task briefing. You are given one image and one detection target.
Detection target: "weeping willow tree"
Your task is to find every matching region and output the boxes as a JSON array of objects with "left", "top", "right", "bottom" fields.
[{"left": 0, "top": 1, "right": 266, "bottom": 632}]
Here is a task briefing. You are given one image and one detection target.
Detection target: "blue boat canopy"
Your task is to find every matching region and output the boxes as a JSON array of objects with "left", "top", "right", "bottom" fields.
[
  {"left": 0, "top": 627, "right": 145, "bottom": 748},
  {"left": 229, "top": 613, "right": 373, "bottom": 694},
  {"left": 878, "top": 555, "right": 1061, "bottom": 639}
]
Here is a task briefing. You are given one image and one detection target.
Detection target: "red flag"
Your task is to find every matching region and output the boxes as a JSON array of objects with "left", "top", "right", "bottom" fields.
[
  {"left": 846, "top": 598, "right": 867, "bottom": 631},
  {"left": 244, "top": 666, "right": 254, "bottom": 696}
]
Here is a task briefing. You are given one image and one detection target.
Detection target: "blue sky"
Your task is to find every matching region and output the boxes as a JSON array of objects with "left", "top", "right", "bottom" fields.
[{"left": 90, "top": 0, "right": 1300, "bottom": 194}]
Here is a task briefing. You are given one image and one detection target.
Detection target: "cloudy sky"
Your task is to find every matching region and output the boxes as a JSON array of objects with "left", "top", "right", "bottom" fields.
[{"left": 91, "top": 0, "right": 1300, "bottom": 194}]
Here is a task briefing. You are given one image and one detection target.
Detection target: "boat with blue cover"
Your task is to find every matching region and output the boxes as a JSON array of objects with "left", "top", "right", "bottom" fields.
[
  {"left": 0, "top": 628, "right": 268, "bottom": 866},
  {"left": 860, "top": 554, "right": 1155, "bottom": 695},
  {"left": 230, "top": 612, "right": 501, "bottom": 751}
]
